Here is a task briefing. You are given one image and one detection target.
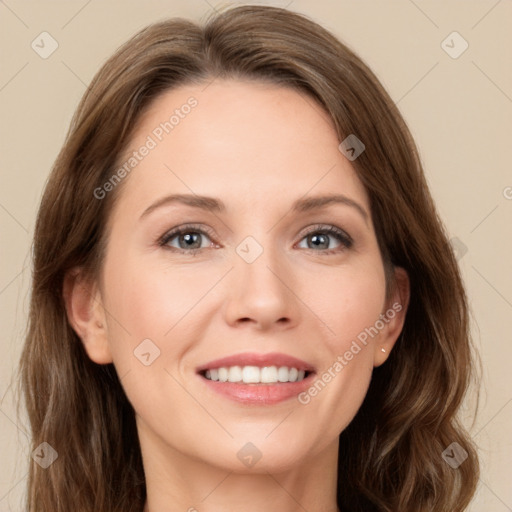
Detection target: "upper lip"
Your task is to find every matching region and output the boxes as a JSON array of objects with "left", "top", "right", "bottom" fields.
[{"left": 196, "top": 352, "right": 316, "bottom": 373}]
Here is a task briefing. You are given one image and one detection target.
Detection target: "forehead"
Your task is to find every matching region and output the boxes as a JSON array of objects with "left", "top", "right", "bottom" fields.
[{"left": 110, "top": 79, "right": 369, "bottom": 219}]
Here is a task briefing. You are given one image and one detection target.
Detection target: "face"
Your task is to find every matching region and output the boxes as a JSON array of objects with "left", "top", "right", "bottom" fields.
[{"left": 73, "top": 79, "right": 407, "bottom": 474}]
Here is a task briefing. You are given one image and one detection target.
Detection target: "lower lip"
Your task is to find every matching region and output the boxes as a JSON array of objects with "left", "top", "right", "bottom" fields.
[{"left": 198, "top": 373, "right": 315, "bottom": 405}]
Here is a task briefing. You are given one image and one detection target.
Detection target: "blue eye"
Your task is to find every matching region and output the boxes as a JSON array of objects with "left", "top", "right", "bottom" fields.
[
  {"left": 158, "top": 224, "right": 353, "bottom": 255},
  {"left": 159, "top": 225, "right": 215, "bottom": 253},
  {"left": 297, "top": 225, "right": 353, "bottom": 253}
]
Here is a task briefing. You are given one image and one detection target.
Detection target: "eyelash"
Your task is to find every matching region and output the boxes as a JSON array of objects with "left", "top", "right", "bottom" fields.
[{"left": 157, "top": 223, "right": 353, "bottom": 256}]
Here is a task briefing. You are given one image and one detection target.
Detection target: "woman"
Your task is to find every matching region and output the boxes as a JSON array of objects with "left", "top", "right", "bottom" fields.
[{"left": 19, "top": 5, "right": 479, "bottom": 511}]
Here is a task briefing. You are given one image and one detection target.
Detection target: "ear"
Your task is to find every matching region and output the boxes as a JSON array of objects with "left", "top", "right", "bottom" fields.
[
  {"left": 373, "top": 266, "right": 410, "bottom": 367},
  {"left": 62, "top": 267, "right": 113, "bottom": 364}
]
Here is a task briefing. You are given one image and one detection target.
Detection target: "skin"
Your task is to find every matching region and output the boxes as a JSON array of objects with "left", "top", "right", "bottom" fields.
[{"left": 65, "top": 79, "right": 410, "bottom": 512}]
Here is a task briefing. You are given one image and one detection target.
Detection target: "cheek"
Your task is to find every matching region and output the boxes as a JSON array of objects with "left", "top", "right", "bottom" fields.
[
  {"left": 295, "top": 256, "right": 385, "bottom": 434},
  {"left": 303, "top": 255, "right": 387, "bottom": 349},
  {"left": 99, "top": 254, "right": 203, "bottom": 424},
  {"left": 102, "top": 253, "right": 210, "bottom": 341}
]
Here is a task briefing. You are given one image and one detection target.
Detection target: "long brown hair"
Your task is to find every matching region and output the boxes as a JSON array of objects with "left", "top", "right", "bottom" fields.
[{"left": 18, "top": 5, "right": 480, "bottom": 511}]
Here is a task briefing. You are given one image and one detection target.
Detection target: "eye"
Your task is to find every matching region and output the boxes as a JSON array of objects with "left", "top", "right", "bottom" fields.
[
  {"left": 158, "top": 224, "right": 216, "bottom": 253},
  {"left": 157, "top": 223, "right": 353, "bottom": 255},
  {"left": 296, "top": 225, "right": 353, "bottom": 254}
]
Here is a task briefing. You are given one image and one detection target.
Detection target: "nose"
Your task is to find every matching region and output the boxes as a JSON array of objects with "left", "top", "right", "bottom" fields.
[{"left": 223, "top": 242, "right": 302, "bottom": 332}]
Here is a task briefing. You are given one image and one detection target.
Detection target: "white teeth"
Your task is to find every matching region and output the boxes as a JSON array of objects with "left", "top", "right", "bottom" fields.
[
  {"left": 203, "top": 365, "right": 308, "bottom": 384},
  {"left": 261, "top": 366, "right": 278, "bottom": 383},
  {"left": 277, "top": 366, "right": 289, "bottom": 382},
  {"left": 242, "top": 365, "right": 260, "bottom": 383},
  {"left": 228, "top": 366, "right": 242, "bottom": 383}
]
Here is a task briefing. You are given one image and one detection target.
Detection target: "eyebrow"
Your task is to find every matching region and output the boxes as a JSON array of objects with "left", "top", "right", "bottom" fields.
[{"left": 139, "top": 193, "right": 369, "bottom": 223}]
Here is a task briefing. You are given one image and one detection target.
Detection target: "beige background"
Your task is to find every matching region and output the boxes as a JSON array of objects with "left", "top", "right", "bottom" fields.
[{"left": 1, "top": 1, "right": 511, "bottom": 510}]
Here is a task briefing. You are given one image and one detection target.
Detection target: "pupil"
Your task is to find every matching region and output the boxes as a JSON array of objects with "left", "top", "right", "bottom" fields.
[
  {"left": 310, "top": 233, "right": 328, "bottom": 249},
  {"left": 181, "top": 233, "right": 200, "bottom": 249}
]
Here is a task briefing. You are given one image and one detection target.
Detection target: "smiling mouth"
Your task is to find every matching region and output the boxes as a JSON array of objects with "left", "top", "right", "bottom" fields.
[{"left": 199, "top": 365, "right": 313, "bottom": 384}]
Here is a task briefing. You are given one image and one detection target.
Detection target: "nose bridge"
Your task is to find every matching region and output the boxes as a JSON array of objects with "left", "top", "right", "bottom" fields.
[
  {"left": 243, "top": 241, "right": 281, "bottom": 288},
  {"left": 224, "top": 232, "right": 300, "bottom": 329},
  {"left": 236, "top": 232, "right": 287, "bottom": 299}
]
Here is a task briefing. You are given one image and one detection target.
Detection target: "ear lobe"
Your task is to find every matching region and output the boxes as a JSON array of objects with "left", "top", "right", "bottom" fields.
[
  {"left": 374, "top": 266, "right": 410, "bottom": 367},
  {"left": 62, "top": 268, "right": 113, "bottom": 364}
]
